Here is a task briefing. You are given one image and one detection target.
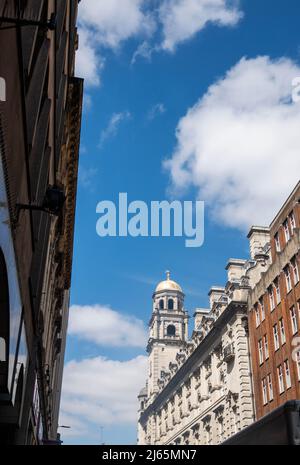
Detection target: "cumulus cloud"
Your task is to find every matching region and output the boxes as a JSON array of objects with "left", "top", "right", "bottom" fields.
[
  {"left": 159, "top": 0, "right": 243, "bottom": 52},
  {"left": 76, "top": 1, "right": 243, "bottom": 82},
  {"left": 165, "top": 56, "right": 300, "bottom": 230},
  {"left": 76, "top": 0, "right": 155, "bottom": 86},
  {"left": 68, "top": 305, "right": 147, "bottom": 348},
  {"left": 99, "top": 111, "right": 131, "bottom": 148},
  {"left": 60, "top": 355, "right": 147, "bottom": 433},
  {"left": 76, "top": 27, "right": 104, "bottom": 87}
]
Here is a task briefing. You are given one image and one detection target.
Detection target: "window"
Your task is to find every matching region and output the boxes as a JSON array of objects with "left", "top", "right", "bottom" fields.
[
  {"left": 279, "top": 318, "right": 286, "bottom": 344},
  {"left": 274, "top": 232, "right": 281, "bottom": 252},
  {"left": 284, "top": 360, "right": 291, "bottom": 389},
  {"left": 260, "top": 298, "right": 265, "bottom": 321},
  {"left": 289, "top": 211, "right": 296, "bottom": 232},
  {"left": 168, "top": 299, "right": 174, "bottom": 310},
  {"left": 167, "top": 324, "right": 176, "bottom": 336},
  {"left": 290, "top": 306, "right": 298, "bottom": 335},
  {"left": 255, "top": 305, "right": 260, "bottom": 327},
  {"left": 283, "top": 219, "right": 290, "bottom": 242},
  {"left": 262, "top": 378, "right": 268, "bottom": 405},
  {"left": 291, "top": 257, "right": 299, "bottom": 284},
  {"left": 267, "top": 374, "right": 273, "bottom": 401},
  {"left": 273, "top": 324, "right": 279, "bottom": 351},
  {"left": 269, "top": 286, "right": 275, "bottom": 311},
  {"left": 285, "top": 266, "right": 292, "bottom": 293},
  {"left": 277, "top": 365, "right": 284, "bottom": 394},
  {"left": 275, "top": 278, "right": 281, "bottom": 304},
  {"left": 263, "top": 335, "right": 269, "bottom": 359},
  {"left": 159, "top": 299, "right": 164, "bottom": 309},
  {"left": 296, "top": 351, "right": 300, "bottom": 381},
  {"left": 258, "top": 339, "right": 264, "bottom": 364}
]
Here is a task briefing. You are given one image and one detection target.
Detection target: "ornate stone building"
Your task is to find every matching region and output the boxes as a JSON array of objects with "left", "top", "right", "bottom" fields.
[{"left": 138, "top": 268, "right": 255, "bottom": 445}]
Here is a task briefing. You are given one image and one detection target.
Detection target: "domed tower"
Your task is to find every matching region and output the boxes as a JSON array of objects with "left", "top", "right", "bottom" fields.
[{"left": 147, "top": 271, "right": 189, "bottom": 399}]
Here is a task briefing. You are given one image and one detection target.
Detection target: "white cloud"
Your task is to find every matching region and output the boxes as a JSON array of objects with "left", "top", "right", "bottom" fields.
[
  {"left": 76, "top": 0, "right": 155, "bottom": 86},
  {"left": 165, "top": 56, "right": 300, "bottom": 230},
  {"left": 159, "top": 0, "right": 242, "bottom": 52},
  {"left": 60, "top": 355, "right": 147, "bottom": 434},
  {"left": 76, "top": 1, "right": 244, "bottom": 83},
  {"left": 76, "top": 27, "right": 104, "bottom": 87},
  {"left": 147, "top": 103, "right": 166, "bottom": 120},
  {"left": 99, "top": 111, "right": 131, "bottom": 148},
  {"left": 68, "top": 305, "right": 147, "bottom": 348},
  {"left": 131, "top": 41, "right": 155, "bottom": 65},
  {"left": 78, "top": 0, "right": 155, "bottom": 49}
]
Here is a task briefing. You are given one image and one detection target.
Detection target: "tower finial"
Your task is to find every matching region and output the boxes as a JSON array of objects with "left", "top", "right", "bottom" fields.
[{"left": 166, "top": 270, "right": 170, "bottom": 280}]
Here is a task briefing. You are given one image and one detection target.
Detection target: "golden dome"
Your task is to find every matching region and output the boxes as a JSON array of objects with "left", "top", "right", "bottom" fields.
[{"left": 155, "top": 271, "right": 183, "bottom": 293}]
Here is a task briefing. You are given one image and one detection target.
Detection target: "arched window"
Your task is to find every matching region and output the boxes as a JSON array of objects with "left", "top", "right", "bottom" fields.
[
  {"left": 0, "top": 248, "right": 9, "bottom": 393},
  {"left": 167, "top": 324, "right": 176, "bottom": 336},
  {"left": 159, "top": 299, "right": 164, "bottom": 310},
  {"left": 168, "top": 298, "right": 174, "bottom": 310}
]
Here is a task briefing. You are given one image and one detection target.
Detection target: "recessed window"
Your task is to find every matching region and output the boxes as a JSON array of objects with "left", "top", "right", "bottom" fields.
[
  {"left": 274, "top": 233, "right": 281, "bottom": 252},
  {"left": 273, "top": 324, "right": 279, "bottom": 351},
  {"left": 260, "top": 298, "right": 265, "bottom": 321},
  {"left": 284, "top": 360, "right": 291, "bottom": 389},
  {"left": 289, "top": 211, "right": 296, "bottom": 232},
  {"left": 167, "top": 324, "right": 176, "bottom": 336},
  {"left": 168, "top": 299, "right": 174, "bottom": 310},
  {"left": 255, "top": 305, "right": 260, "bottom": 327},
  {"left": 291, "top": 257, "right": 299, "bottom": 284},
  {"left": 258, "top": 339, "right": 263, "bottom": 365},
  {"left": 283, "top": 219, "right": 290, "bottom": 243},
  {"left": 262, "top": 378, "right": 268, "bottom": 405},
  {"left": 284, "top": 266, "right": 292, "bottom": 293},
  {"left": 269, "top": 286, "right": 275, "bottom": 311},
  {"left": 159, "top": 299, "right": 164, "bottom": 310},
  {"left": 263, "top": 335, "right": 269, "bottom": 359},
  {"left": 267, "top": 374, "right": 273, "bottom": 401},
  {"left": 279, "top": 318, "right": 286, "bottom": 344},
  {"left": 277, "top": 365, "right": 284, "bottom": 394},
  {"left": 290, "top": 306, "right": 298, "bottom": 335},
  {"left": 275, "top": 278, "right": 281, "bottom": 304}
]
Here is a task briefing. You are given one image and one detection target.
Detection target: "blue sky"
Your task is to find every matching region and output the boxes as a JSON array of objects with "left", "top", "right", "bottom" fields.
[{"left": 59, "top": 0, "right": 300, "bottom": 445}]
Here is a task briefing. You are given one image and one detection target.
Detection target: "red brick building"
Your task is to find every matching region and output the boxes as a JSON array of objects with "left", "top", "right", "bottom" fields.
[{"left": 248, "top": 182, "right": 300, "bottom": 420}]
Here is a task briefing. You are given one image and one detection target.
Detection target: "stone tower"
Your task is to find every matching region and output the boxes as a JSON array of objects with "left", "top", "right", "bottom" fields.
[{"left": 147, "top": 271, "right": 188, "bottom": 400}]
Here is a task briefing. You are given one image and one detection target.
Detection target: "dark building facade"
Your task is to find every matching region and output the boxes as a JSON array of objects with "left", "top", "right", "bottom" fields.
[
  {"left": 248, "top": 182, "right": 300, "bottom": 420},
  {"left": 0, "top": 0, "right": 83, "bottom": 444}
]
